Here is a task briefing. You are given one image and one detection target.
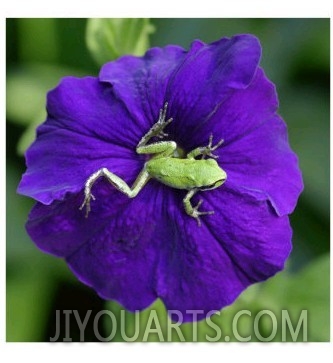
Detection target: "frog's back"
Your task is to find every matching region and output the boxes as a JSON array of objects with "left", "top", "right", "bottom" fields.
[{"left": 146, "top": 157, "right": 222, "bottom": 190}]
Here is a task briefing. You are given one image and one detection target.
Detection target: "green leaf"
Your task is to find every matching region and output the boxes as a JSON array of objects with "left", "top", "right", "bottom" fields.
[
  {"left": 280, "top": 86, "right": 329, "bottom": 218},
  {"left": 17, "top": 18, "right": 59, "bottom": 63},
  {"left": 6, "top": 163, "right": 74, "bottom": 341},
  {"left": 16, "top": 112, "right": 45, "bottom": 155},
  {"left": 86, "top": 18, "right": 155, "bottom": 66},
  {"left": 6, "top": 163, "right": 36, "bottom": 260},
  {"left": 7, "top": 64, "right": 82, "bottom": 126},
  {"left": 6, "top": 64, "right": 83, "bottom": 154},
  {"left": 259, "top": 254, "right": 330, "bottom": 342},
  {"left": 6, "top": 265, "right": 55, "bottom": 342}
]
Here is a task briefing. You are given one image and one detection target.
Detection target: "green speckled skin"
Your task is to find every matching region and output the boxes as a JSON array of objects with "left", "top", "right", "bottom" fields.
[{"left": 146, "top": 157, "right": 227, "bottom": 190}]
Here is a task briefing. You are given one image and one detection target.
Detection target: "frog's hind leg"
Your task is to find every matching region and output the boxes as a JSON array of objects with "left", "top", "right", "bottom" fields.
[
  {"left": 80, "top": 168, "right": 150, "bottom": 217},
  {"left": 183, "top": 188, "right": 214, "bottom": 227}
]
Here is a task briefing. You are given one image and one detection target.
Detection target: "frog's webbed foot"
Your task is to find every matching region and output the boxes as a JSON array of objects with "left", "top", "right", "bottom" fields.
[
  {"left": 183, "top": 189, "right": 214, "bottom": 227},
  {"left": 79, "top": 190, "right": 96, "bottom": 218},
  {"left": 154, "top": 102, "right": 173, "bottom": 139},
  {"left": 201, "top": 134, "right": 224, "bottom": 159},
  {"left": 187, "top": 134, "right": 224, "bottom": 160},
  {"left": 138, "top": 102, "right": 173, "bottom": 148},
  {"left": 191, "top": 199, "right": 214, "bottom": 227},
  {"left": 79, "top": 169, "right": 104, "bottom": 218}
]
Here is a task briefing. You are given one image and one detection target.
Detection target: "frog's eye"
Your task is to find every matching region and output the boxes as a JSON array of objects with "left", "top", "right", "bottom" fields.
[{"left": 201, "top": 179, "right": 225, "bottom": 191}]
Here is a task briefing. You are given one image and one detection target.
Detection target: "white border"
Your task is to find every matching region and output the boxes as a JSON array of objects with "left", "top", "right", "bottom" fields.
[
  {"left": 1, "top": 0, "right": 332, "bottom": 18},
  {"left": 1, "top": 342, "right": 333, "bottom": 361}
]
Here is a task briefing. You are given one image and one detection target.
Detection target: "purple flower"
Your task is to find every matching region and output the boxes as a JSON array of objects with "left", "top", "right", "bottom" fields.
[{"left": 18, "top": 34, "right": 303, "bottom": 322}]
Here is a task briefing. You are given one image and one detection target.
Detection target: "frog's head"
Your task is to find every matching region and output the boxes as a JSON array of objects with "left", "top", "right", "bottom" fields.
[{"left": 200, "top": 159, "right": 227, "bottom": 191}]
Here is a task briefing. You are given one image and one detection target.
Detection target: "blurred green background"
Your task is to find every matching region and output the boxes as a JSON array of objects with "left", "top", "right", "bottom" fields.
[{"left": 6, "top": 18, "right": 330, "bottom": 342}]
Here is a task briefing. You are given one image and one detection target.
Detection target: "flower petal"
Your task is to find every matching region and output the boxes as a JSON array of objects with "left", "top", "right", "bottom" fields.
[
  {"left": 166, "top": 34, "right": 261, "bottom": 144},
  {"left": 173, "top": 68, "right": 303, "bottom": 216},
  {"left": 26, "top": 181, "right": 131, "bottom": 257},
  {"left": 26, "top": 181, "right": 168, "bottom": 311},
  {"left": 66, "top": 183, "right": 168, "bottom": 310},
  {"left": 18, "top": 76, "right": 144, "bottom": 205},
  {"left": 99, "top": 45, "right": 186, "bottom": 126},
  {"left": 176, "top": 68, "right": 277, "bottom": 150},
  {"left": 222, "top": 114, "right": 303, "bottom": 216},
  {"left": 156, "top": 186, "right": 292, "bottom": 322}
]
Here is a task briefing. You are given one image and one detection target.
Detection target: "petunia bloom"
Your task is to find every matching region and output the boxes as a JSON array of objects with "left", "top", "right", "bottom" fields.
[{"left": 18, "top": 34, "right": 303, "bottom": 322}]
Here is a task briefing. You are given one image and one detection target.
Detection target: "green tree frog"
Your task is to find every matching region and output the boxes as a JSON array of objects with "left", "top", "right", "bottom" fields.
[{"left": 80, "top": 103, "right": 227, "bottom": 226}]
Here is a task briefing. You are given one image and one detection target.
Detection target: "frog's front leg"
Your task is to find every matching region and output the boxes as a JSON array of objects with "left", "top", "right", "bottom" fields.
[
  {"left": 137, "top": 102, "right": 173, "bottom": 149},
  {"left": 137, "top": 141, "right": 177, "bottom": 158},
  {"left": 80, "top": 168, "right": 150, "bottom": 217},
  {"left": 183, "top": 188, "right": 214, "bottom": 227},
  {"left": 136, "top": 102, "right": 175, "bottom": 158},
  {"left": 187, "top": 134, "right": 224, "bottom": 160}
]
